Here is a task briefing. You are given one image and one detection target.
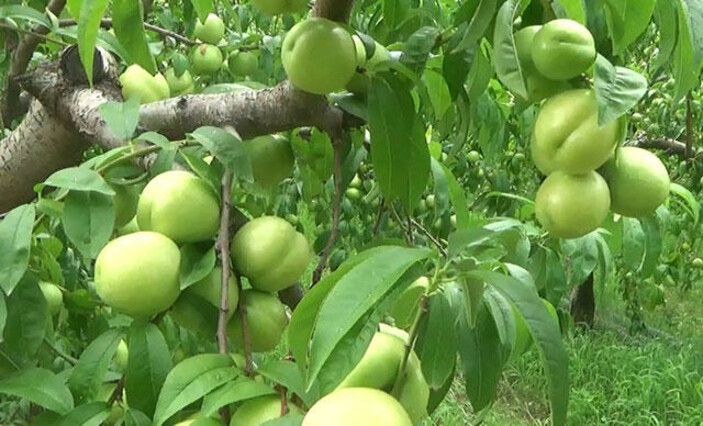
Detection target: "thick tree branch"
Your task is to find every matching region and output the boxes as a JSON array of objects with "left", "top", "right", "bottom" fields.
[
  {"left": 216, "top": 171, "right": 234, "bottom": 353},
  {"left": 1, "top": 0, "right": 67, "bottom": 124},
  {"left": 625, "top": 132, "right": 699, "bottom": 157}
]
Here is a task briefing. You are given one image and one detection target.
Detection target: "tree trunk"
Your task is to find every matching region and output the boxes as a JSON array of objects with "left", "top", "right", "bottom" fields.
[{"left": 570, "top": 272, "right": 595, "bottom": 328}]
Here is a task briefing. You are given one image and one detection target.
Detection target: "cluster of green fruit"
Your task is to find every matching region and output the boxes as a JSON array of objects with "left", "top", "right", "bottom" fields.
[
  {"left": 513, "top": 19, "right": 670, "bottom": 239},
  {"left": 281, "top": 17, "right": 391, "bottom": 95}
]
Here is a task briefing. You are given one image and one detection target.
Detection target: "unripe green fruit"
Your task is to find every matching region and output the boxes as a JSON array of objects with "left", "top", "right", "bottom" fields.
[
  {"left": 175, "top": 416, "right": 222, "bottom": 426},
  {"left": 532, "top": 19, "right": 596, "bottom": 80},
  {"left": 532, "top": 89, "right": 618, "bottom": 175},
  {"left": 345, "top": 187, "right": 362, "bottom": 201},
  {"left": 228, "top": 290, "right": 287, "bottom": 352},
  {"left": 303, "top": 388, "right": 412, "bottom": 426},
  {"left": 534, "top": 171, "right": 610, "bottom": 239},
  {"left": 39, "top": 281, "right": 63, "bottom": 316},
  {"left": 514, "top": 25, "right": 570, "bottom": 102},
  {"left": 350, "top": 174, "right": 362, "bottom": 188},
  {"left": 192, "top": 44, "right": 224, "bottom": 75},
  {"left": 601, "top": 147, "right": 670, "bottom": 217},
  {"left": 137, "top": 170, "right": 220, "bottom": 244},
  {"left": 246, "top": 135, "right": 295, "bottom": 189},
  {"left": 229, "top": 51, "right": 258, "bottom": 77},
  {"left": 230, "top": 395, "right": 302, "bottom": 426},
  {"left": 397, "top": 351, "right": 430, "bottom": 423},
  {"left": 112, "top": 184, "right": 140, "bottom": 228},
  {"left": 193, "top": 13, "right": 225, "bottom": 45},
  {"left": 231, "top": 216, "right": 311, "bottom": 293},
  {"left": 94, "top": 232, "right": 181, "bottom": 319},
  {"left": 119, "top": 65, "right": 171, "bottom": 104},
  {"left": 389, "top": 277, "right": 430, "bottom": 329},
  {"left": 425, "top": 194, "right": 436, "bottom": 209},
  {"left": 282, "top": 18, "right": 357, "bottom": 94},
  {"left": 252, "top": 0, "right": 308, "bottom": 15},
  {"left": 114, "top": 340, "right": 128, "bottom": 371},
  {"left": 117, "top": 216, "right": 139, "bottom": 236},
  {"left": 337, "top": 332, "right": 405, "bottom": 390},
  {"left": 467, "top": 150, "right": 481, "bottom": 162},
  {"left": 186, "top": 267, "right": 239, "bottom": 318},
  {"left": 692, "top": 258, "right": 703, "bottom": 268},
  {"left": 164, "top": 68, "right": 195, "bottom": 96}
]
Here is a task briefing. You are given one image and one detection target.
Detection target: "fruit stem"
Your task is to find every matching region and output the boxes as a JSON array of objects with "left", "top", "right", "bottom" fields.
[
  {"left": 216, "top": 170, "right": 233, "bottom": 354},
  {"left": 312, "top": 136, "right": 344, "bottom": 285}
]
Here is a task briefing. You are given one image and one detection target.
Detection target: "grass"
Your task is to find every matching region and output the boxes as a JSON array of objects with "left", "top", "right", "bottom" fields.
[{"left": 430, "top": 284, "right": 703, "bottom": 425}]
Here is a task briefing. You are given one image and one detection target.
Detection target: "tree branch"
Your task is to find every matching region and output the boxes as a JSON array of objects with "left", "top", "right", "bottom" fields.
[
  {"left": 1, "top": 0, "right": 67, "bottom": 124},
  {"left": 625, "top": 132, "right": 698, "bottom": 157},
  {"left": 57, "top": 19, "right": 196, "bottom": 46},
  {"left": 216, "top": 171, "right": 234, "bottom": 353}
]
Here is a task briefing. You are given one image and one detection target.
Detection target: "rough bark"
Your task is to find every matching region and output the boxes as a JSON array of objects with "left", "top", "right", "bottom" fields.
[
  {"left": 1, "top": 0, "right": 67, "bottom": 124},
  {"left": 626, "top": 132, "right": 698, "bottom": 157},
  {"left": 570, "top": 273, "right": 595, "bottom": 328}
]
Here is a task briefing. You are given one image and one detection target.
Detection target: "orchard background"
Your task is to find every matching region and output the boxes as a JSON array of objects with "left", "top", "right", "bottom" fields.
[{"left": 0, "top": 0, "right": 702, "bottom": 425}]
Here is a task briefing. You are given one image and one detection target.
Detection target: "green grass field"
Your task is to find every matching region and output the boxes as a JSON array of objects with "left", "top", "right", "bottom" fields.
[{"left": 430, "top": 281, "right": 703, "bottom": 425}]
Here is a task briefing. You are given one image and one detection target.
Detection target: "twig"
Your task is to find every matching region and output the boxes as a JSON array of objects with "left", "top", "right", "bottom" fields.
[
  {"left": 408, "top": 217, "right": 447, "bottom": 257},
  {"left": 107, "top": 378, "right": 124, "bottom": 405},
  {"left": 685, "top": 91, "right": 693, "bottom": 158},
  {"left": 391, "top": 294, "right": 429, "bottom": 395},
  {"left": 57, "top": 19, "right": 196, "bottom": 46},
  {"left": 216, "top": 171, "right": 233, "bottom": 353},
  {"left": 277, "top": 385, "right": 288, "bottom": 416},
  {"left": 43, "top": 337, "right": 78, "bottom": 365},
  {"left": 373, "top": 198, "right": 385, "bottom": 236},
  {"left": 237, "top": 287, "right": 255, "bottom": 377},
  {"left": 390, "top": 205, "right": 413, "bottom": 245},
  {"left": 0, "top": 23, "right": 68, "bottom": 46},
  {"left": 312, "top": 137, "right": 344, "bottom": 285}
]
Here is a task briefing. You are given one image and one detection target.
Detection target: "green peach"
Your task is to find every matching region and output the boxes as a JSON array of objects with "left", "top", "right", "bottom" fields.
[
  {"left": 192, "top": 44, "right": 224, "bottom": 75},
  {"left": 230, "top": 395, "right": 302, "bottom": 426},
  {"left": 228, "top": 51, "right": 259, "bottom": 77},
  {"left": 302, "top": 388, "right": 412, "bottom": 426},
  {"left": 246, "top": 135, "right": 295, "bottom": 189},
  {"left": 39, "top": 281, "right": 63, "bottom": 316},
  {"left": 164, "top": 68, "right": 195, "bottom": 96},
  {"left": 228, "top": 290, "right": 287, "bottom": 352},
  {"left": 532, "top": 19, "right": 596, "bottom": 80},
  {"left": 186, "top": 267, "right": 239, "bottom": 317},
  {"left": 193, "top": 13, "right": 225, "bottom": 45}
]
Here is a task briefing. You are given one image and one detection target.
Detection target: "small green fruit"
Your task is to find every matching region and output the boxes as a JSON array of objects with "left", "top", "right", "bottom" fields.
[
  {"left": 282, "top": 18, "right": 357, "bottom": 94},
  {"left": 119, "top": 65, "right": 171, "bottom": 104},
  {"left": 192, "top": 44, "right": 224, "bottom": 75},
  {"left": 94, "top": 232, "right": 181, "bottom": 319},
  {"left": 302, "top": 388, "right": 412, "bottom": 426},
  {"left": 692, "top": 258, "right": 703, "bottom": 268},
  {"left": 137, "top": 170, "right": 221, "bottom": 244},
  {"left": 164, "top": 68, "right": 195, "bottom": 96},
  {"left": 534, "top": 171, "right": 611, "bottom": 239},
  {"left": 532, "top": 19, "right": 596, "bottom": 80},
  {"left": 39, "top": 282, "right": 63, "bottom": 316},
  {"left": 345, "top": 187, "right": 362, "bottom": 201},
  {"left": 193, "top": 13, "right": 225, "bottom": 45},
  {"left": 246, "top": 135, "right": 295, "bottom": 189},
  {"left": 114, "top": 340, "right": 128, "bottom": 371},
  {"left": 229, "top": 51, "right": 259, "bottom": 77},
  {"left": 228, "top": 290, "right": 287, "bottom": 352},
  {"left": 252, "top": 0, "right": 308, "bottom": 15},
  {"left": 601, "top": 147, "right": 670, "bottom": 217},
  {"left": 231, "top": 216, "right": 311, "bottom": 293},
  {"left": 230, "top": 395, "right": 302, "bottom": 426}
]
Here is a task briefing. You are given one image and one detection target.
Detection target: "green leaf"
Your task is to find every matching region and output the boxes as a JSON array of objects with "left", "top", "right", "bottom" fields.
[
  {"left": 179, "top": 243, "right": 217, "bottom": 290},
  {"left": 621, "top": 217, "right": 645, "bottom": 272},
  {"left": 471, "top": 92, "right": 506, "bottom": 162},
  {"left": 0, "top": 294, "right": 6, "bottom": 338},
  {"left": 492, "top": 0, "right": 531, "bottom": 99},
  {"left": 44, "top": 167, "right": 115, "bottom": 194},
  {"left": 113, "top": 0, "right": 156, "bottom": 74},
  {"left": 672, "top": 0, "right": 703, "bottom": 100},
  {"left": 307, "top": 246, "right": 431, "bottom": 388},
  {"left": 669, "top": 182, "right": 700, "bottom": 225},
  {"left": 431, "top": 159, "right": 471, "bottom": 228},
  {"left": 69, "top": 329, "right": 123, "bottom": 402},
  {"left": 560, "top": 234, "right": 599, "bottom": 286},
  {"left": 67, "top": 0, "right": 83, "bottom": 19},
  {"left": 125, "top": 322, "right": 172, "bottom": 418},
  {"left": 594, "top": 55, "right": 647, "bottom": 126},
  {"left": 0, "top": 204, "right": 35, "bottom": 295},
  {"left": 457, "top": 301, "right": 504, "bottom": 411},
  {"left": 99, "top": 99, "right": 140, "bottom": 141},
  {"left": 58, "top": 401, "right": 110, "bottom": 426},
  {"left": 383, "top": 0, "right": 411, "bottom": 30},
  {"left": 368, "top": 74, "right": 431, "bottom": 212},
  {"left": 3, "top": 274, "right": 48, "bottom": 360},
  {"left": 553, "top": 0, "right": 586, "bottom": 23},
  {"left": 653, "top": 0, "right": 678, "bottom": 71},
  {"left": 470, "top": 270, "right": 569, "bottom": 426},
  {"left": 257, "top": 360, "right": 314, "bottom": 406},
  {"left": 201, "top": 377, "right": 275, "bottom": 417},
  {"left": 0, "top": 5, "right": 52, "bottom": 27},
  {"left": 603, "top": 0, "right": 657, "bottom": 55},
  {"left": 423, "top": 69, "right": 452, "bottom": 119},
  {"left": 123, "top": 408, "right": 152, "bottom": 426},
  {"left": 0, "top": 368, "right": 74, "bottom": 414},
  {"left": 62, "top": 191, "right": 115, "bottom": 259},
  {"left": 262, "top": 414, "right": 305, "bottom": 426},
  {"left": 190, "top": 0, "right": 214, "bottom": 23},
  {"left": 77, "top": 0, "right": 110, "bottom": 86},
  {"left": 153, "top": 353, "right": 237, "bottom": 426},
  {"left": 402, "top": 27, "right": 441, "bottom": 73},
  {"left": 190, "top": 126, "right": 252, "bottom": 180},
  {"left": 466, "top": 43, "right": 493, "bottom": 102},
  {"left": 451, "top": 0, "right": 498, "bottom": 53},
  {"left": 415, "top": 290, "right": 457, "bottom": 388},
  {"left": 639, "top": 215, "right": 662, "bottom": 278}
]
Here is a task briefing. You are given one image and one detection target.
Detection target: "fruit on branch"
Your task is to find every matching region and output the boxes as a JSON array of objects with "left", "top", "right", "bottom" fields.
[
  {"left": 192, "top": 44, "right": 224, "bottom": 75},
  {"left": 228, "top": 51, "right": 259, "bottom": 77},
  {"left": 513, "top": 25, "right": 570, "bottom": 103},
  {"left": 535, "top": 171, "right": 611, "bottom": 239},
  {"left": 282, "top": 18, "right": 357, "bottom": 94},
  {"left": 337, "top": 324, "right": 429, "bottom": 423},
  {"left": 94, "top": 232, "right": 181, "bottom": 319},
  {"left": 114, "top": 339, "right": 128, "bottom": 371},
  {"left": 601, "top": 147, "right": 670, "bottom": 217},
  {"left": 228, "top": 290, "right": 288, "bottom": 352},
  {"left": 230, "top": 395, "right": 302, "bottom": 426},
  {"left": 193, "top": 13, "right": 225, "bottom": 45},
  {"left": 531, "top": 19, "right": 597, "bottom": 80},
  {"left": 251, "top": 0, "right": 308, "bottom": 16},
  {"left": 119, "top": 64, "right": 171, "bottom": 104},
  {"left": 246, "top": 135, "right": 295, "bottom": 189},
  {"left": 532, "top": 89, "right": 619, "bottom": 175},
  {"left": 39, "top": 281, "right": 63, "bottom": 316},
  {"left": 302, "top": 388, "right": 413, "bottom": 426},
  {"left": 164, "top": 68, "right": 195, "bottom": 96},
  {"left": 389, "top": 276, "right": 430, "bottom": 329},
  {"left": 137, "top": 170, "right": 220, "bottom": 244},
  {"left": 186, "top": 267, "right": 240, "bottom": 318},
  {"left": 231, "top": 216, "right": 311, "bottom": 292},
  {"left": 112, "top": 184, "right": 140, "bottom": 228}
]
